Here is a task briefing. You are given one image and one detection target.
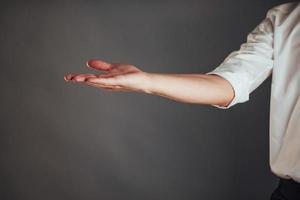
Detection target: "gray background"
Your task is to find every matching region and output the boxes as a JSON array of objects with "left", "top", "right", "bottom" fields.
[{"left": 0, "top": 0, "right": 292, "bottom": 199}]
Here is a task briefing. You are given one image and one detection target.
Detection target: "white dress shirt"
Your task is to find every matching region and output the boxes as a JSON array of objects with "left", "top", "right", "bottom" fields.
[{"left": 206, "top": 2, "right": 300, "bottom": 183}]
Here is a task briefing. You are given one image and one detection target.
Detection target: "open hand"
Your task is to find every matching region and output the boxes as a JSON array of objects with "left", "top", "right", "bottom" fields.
[{"left": 64, "top": 59, "right": 151, "bottom": 93}]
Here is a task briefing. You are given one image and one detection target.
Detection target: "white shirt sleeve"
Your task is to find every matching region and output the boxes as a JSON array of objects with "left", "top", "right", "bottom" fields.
[{"left": 206, "top": 9, "right": 275, "bottom": 109}]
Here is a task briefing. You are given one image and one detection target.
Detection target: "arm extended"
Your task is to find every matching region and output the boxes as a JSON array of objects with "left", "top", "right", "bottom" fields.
[{"left": 64, "top": 60, "right": 234, "bottom": 108}]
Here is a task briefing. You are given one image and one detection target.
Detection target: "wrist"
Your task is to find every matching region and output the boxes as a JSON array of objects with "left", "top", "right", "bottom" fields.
[{"left": 140, "top": 72, "right": 154, "bottom": 94}]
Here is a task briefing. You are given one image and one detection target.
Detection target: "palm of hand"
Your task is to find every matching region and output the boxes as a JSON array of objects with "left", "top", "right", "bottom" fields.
[{"left": 64, "top": 59, "right": 148, "bottom": 92}]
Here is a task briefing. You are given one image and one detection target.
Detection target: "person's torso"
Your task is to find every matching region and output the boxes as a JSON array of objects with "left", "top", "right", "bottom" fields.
[{"left": 269, "top": 2, "right": 300, "bottom": 182}]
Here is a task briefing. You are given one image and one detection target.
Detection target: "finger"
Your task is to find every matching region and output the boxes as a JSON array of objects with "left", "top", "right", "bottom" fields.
[
  {"left": 71, "top": 74, "right": 97, "bottom": 82},
  {"left": 85, "top": 82, "right": 105, "bottom": 88},
  {"left": 86, "top": 76, "right": 121, "bottom": 86},
  {"left": 64, "top": 73, "right": 76, "bottom": 81},
  {"left": 97, "top": 72, "right": 123, "bottom": 78},
  {"left": 86, "top": 59, "right": 113, "bottom": 71},
  {"left": 65, "top": 72, "right": 114, "bottom": 82}
]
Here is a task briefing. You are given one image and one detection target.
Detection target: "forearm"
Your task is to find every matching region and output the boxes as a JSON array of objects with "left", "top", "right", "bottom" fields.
[{"left": 144, "top": 73, "right": 234, "bottom": 107}]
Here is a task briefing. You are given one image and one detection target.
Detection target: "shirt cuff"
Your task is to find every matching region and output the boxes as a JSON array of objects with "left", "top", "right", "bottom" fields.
[{"left": 205, "top": 69, "right": 249, "bottom": 109}]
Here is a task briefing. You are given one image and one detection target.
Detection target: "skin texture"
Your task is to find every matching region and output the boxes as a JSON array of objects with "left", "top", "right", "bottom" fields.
[{"left": 64, "top": 59, "right": 235, "bottom": 107}]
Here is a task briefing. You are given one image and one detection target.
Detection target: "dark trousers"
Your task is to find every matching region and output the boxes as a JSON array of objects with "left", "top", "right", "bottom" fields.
[{"left": 270, "top": 178, "right": 300, "bottom": 200}]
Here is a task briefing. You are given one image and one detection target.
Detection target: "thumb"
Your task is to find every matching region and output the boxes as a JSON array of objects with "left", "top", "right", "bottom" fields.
[{"left": 86, "top": 59, "right": 113, "bottom": 71}]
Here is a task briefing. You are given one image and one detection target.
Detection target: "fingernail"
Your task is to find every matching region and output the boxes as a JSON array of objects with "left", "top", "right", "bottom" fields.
[{"left": 86, "top": 61, "right": 91, "bottom": 68}]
